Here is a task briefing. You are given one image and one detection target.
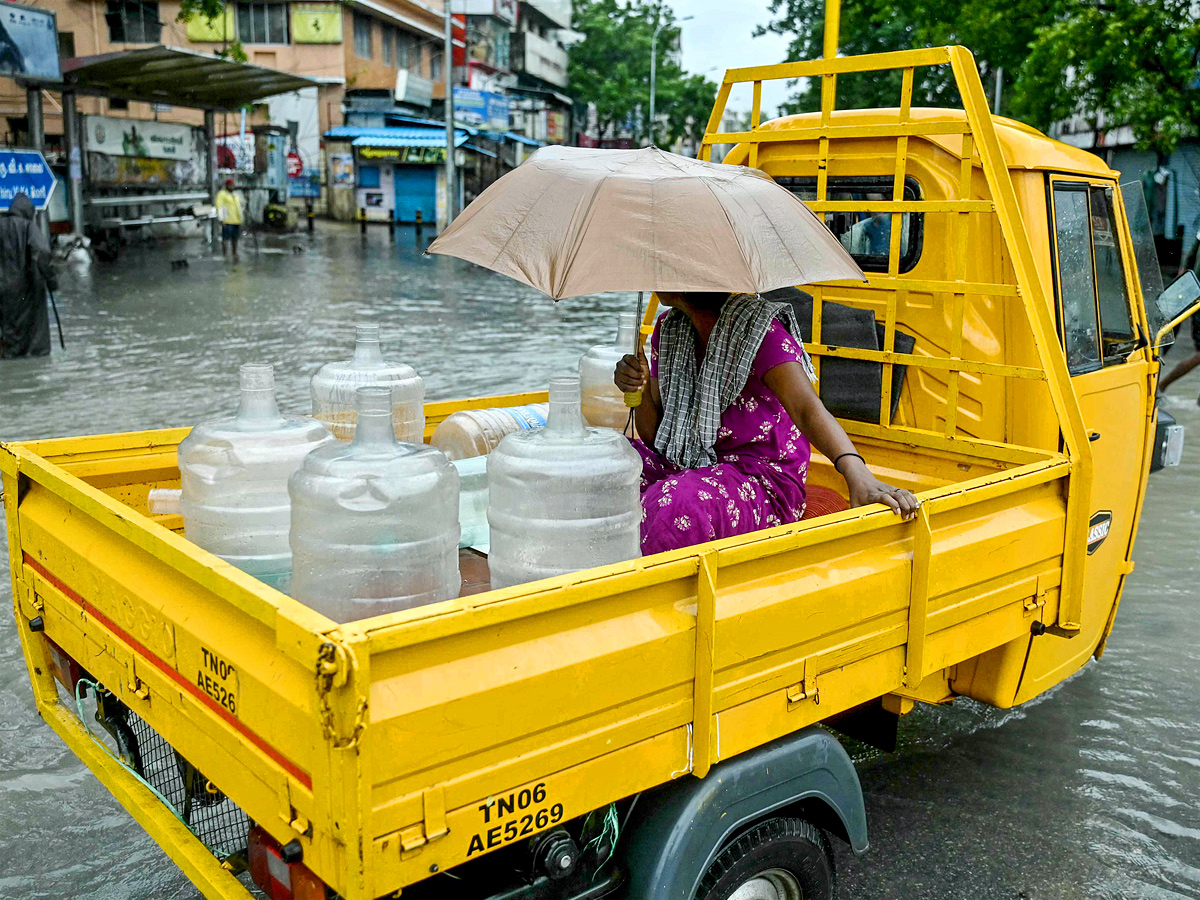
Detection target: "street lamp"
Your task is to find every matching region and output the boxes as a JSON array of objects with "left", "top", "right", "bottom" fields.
[{"left": 649, "top": 14, "right": 693, "bottom": 147}]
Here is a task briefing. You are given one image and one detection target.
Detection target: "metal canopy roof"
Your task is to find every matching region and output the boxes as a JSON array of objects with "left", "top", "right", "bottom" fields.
[{"left": 61, "top": 46, "right": 319, "bottom": 110}]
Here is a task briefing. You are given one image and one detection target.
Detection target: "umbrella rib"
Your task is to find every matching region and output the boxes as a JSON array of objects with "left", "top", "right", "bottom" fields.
[
  {"left": 549, "top": 149, "right": 663, "bottom": 297},
  {"left": 484, "top": 177, "right": 561, "bottom": 274},
  {"left": 655, "top": 150, "right": 757, "bottom": 290}
]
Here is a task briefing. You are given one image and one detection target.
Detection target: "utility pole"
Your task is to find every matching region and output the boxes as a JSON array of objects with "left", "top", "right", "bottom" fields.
[
  {"left": 26, "top": 86, "right": 49, "bottom": 240},
  {"left": 993, "top": 67, "right": 1003, "bottom": 116},
  {"left": 443, "top": 3, "right": 457, "bottom": 223}
]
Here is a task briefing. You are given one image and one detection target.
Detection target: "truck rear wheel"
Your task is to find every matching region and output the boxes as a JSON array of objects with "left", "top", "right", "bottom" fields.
[{"left": 696, "top": 817, "right": 835, "bottom": 900}]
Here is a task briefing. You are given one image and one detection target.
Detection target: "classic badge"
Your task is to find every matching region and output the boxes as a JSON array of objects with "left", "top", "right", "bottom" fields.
[{"left": 1087, "top": 511, "right": 1113, "bottom": 555}]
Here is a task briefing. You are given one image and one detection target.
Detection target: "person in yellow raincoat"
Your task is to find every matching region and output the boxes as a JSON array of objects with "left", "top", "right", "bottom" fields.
[{"left": 214, "top": 178, "right": 244, "bottom": 258}]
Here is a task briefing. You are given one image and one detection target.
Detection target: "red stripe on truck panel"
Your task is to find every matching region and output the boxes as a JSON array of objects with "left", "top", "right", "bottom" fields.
[{"left": 22, "top": 552, "right": 313, "bottom": 791}]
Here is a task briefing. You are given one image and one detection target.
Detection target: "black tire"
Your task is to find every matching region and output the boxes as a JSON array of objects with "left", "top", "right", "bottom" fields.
[{"left": 696, "top": 817, "right": 836, "bottom": 900}]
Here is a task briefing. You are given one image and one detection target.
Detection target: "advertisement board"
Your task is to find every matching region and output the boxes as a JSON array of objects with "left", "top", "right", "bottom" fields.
[
  {"left": 454, "top": 88, "right": 510, "bottom": 132},
  {"left": 86, "top": 115, "right": 196, "bottom": 160},
  {"left": 185, "top": 7, "right": 234, "bottom": 42},
  {"left": 289, "top": 169, "right": 321, "bottom": 198},
  {"left": 292, "top": 3, "right": 342, "bottom": 43},
  {"left": 0, "top": 0, "right": 61, "bottom": 83},
  {"left": 395, "top": 70, "right": 434, "bottom": 107},
  {"left": 358, "top": 145, "right": 446, "bottom": 164}
]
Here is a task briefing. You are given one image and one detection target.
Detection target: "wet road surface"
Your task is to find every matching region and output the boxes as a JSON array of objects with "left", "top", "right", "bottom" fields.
[{"left": 1, "top": 224, "right": 1197, "bottom": 899}]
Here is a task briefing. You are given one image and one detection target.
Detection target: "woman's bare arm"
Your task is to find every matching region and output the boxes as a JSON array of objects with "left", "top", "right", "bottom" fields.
[{"left": 763, "top": 361, "right": 919, "bottom": 519}]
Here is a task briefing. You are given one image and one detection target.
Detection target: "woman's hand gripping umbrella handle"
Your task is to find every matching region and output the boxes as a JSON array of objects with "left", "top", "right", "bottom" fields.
[{"left": 624, "top": 292, "right": 647, "bottom": 408}]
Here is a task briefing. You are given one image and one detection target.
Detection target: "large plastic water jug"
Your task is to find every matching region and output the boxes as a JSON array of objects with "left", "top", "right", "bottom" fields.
[
  {"left": 289, "top": 386, "right": 460, "bottom": 622},
  {"left": 430, "top": 403, "right": 549, "bottom": 460},
  {"left": 452, "top": 455, "right": 489, "bottom": 550},
  {"left": 310, "top": 323, "right": 425, "bottom": 443},
  {"left": 178, "top": 364, "right": 334, "bottom": 590},
  {"left": 487, "top": 376, "right": 642, "bottom": 589},
  {"left": 579, "top": 312, "right": 638, "bottom": 430}
]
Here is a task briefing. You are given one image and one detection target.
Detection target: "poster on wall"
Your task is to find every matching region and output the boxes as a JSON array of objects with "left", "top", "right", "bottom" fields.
[
  {"left": 86, "top": 115, "right": 196, "bottom": 160},
  {"left": 88, "top": 155, "right": 202, "bottom": 187},
  {"left": 292, "top": 3, "right": 342, "bottom": 43},
  {"left": 330, "top": 153, "right": 354, "bottom": 186},
  {"left": 215, "top": 133, "right": 255, "bottom": 173},
  {"left": 185, "top": 7, "right": 234, "bottom": 42},
  {"left": 0, "top": 0, "right": 61, "bottom": 83}
]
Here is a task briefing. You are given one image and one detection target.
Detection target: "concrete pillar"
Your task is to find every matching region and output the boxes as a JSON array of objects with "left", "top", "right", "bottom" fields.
[
  {"left": 204, "top": 110, "right": 218, "bottom": 243},
  {"left": 62, "top": 90, "right": 84, "bottom": 236},
  {"left": 26, "top": 86, "right": 50, "bottom": 240}
]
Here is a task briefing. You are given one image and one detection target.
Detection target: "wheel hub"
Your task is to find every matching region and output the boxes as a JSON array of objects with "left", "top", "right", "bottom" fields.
[{"left": 727, "top": 867, "right": 804, "bottom": 900}]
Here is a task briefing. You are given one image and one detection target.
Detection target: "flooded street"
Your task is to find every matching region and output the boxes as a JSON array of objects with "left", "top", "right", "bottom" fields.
[{"left": 1, "top": 224, "right": 1198, "bottom": 899}]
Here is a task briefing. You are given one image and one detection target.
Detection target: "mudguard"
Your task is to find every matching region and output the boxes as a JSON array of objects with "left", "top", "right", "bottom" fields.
[{"left": 618, "top": 727, "right": 866, "bottom": 900}]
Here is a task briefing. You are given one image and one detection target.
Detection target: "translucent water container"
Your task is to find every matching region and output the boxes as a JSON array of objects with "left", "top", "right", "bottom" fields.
[
  {"left": 487, "top": 376, "right": 642, "bottom": 589},
  {"left": 452, "top": 455, "right": 489, "bottom": 551},
  {"left": 430, "top": 403, "right": 550, "bottom": 461},
  {"left": 579, "top": 312, "right": 639, "bottom": 431},
  {"left": 178, "top": 364, "right": 334, "bottom": 590},
  {"left": 310, "top": 323, "right": 426, "bottom": 443},
  {"left": 289, "top": 386, "right": 461, "bottom": 622}
]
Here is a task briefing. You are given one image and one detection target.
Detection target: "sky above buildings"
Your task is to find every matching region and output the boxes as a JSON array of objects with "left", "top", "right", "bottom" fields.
[{"left": 664, "top": 0, "right": 794, "bottom": 117}]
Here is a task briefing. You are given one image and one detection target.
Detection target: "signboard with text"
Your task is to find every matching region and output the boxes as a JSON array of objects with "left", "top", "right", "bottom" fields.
[
  {"left": 357, "top": 145, "right": 446, "bottom": 164},
  {"left": 0, "top": 0, "right": 61, "bottom": 83},
  {"left": 86, "top": 115, "right": 197, "bottom": 161},
  {"left": 453, "top": 88, "right": 510, "bottom": 132},
  {"left": 0, "top": 149, "right": 56, "bottom": 211}
]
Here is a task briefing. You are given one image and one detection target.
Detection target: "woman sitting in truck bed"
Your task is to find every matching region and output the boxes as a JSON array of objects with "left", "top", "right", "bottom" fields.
[{"left": 615, "top": 291, "right": 919, "bottom": 554}]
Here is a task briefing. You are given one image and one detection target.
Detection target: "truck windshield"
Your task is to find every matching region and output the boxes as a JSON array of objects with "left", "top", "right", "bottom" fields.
[{"left": 1121, "top": 181, "right": 1171, "bottom": 346}]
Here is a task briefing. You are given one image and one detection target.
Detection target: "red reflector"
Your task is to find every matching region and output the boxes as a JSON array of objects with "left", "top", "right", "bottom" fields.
[
  {"left": 45, "top": 637, "right": 86, "bottom": 693},
  {"left": 248, "top": 826, "right": 325, "bottom": 900}
]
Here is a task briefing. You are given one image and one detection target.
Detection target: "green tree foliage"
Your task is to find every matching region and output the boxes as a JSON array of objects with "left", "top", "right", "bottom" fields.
[
  {"left": 756, "top": 0, "right": 1200, "bottom": 153},
  {"left": 570, "top": 0, "right": 717, "bottom": 146}
]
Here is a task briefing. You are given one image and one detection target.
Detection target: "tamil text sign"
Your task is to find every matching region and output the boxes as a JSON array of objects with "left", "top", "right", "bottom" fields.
[
  {"left": 0, "top": 0, "right": 61, "bottom": 83},
  {"left": 86, "top": 115, "right": 195, "bottom": 160},
  {"left": 358, "top": 145, "right": 446, "bottom": 164},
  {"left": 0, "top": 149, "right": 56, "bottom": 211}
]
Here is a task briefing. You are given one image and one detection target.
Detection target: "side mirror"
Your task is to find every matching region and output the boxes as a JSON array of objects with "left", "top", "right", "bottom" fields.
[{"left": 1154, "top": 271, "right": 1200, "bottom": 349}]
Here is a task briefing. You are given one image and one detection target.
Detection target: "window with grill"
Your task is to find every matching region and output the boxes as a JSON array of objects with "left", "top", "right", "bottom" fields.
[
  {"left": 381, "top": 25, "right": 395, "bottom": 66},
  {"left": 431, "top": 48, "right": 442, "bottom": 81},
  {"left": 237, "top": 2, "right": 288, "bottom": 44},
  {"left": 353, "top": 13, "right": 373, "bottom": 59},
  {"left": 105, "top": 0, "right": 161, "bottom": 43},
  {"left": 396, "top": 30, "right": 417, "bottom": 70},
  {"left": 775, "top": 175, "right": 924, "bottom": 274}
]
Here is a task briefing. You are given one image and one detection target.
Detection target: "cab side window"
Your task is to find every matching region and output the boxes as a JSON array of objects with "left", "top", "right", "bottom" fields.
[
  {"left": 1089, "top": 186, "right": 1137, "bottom": 361},
  {"left": 1051, "top": 182, "right": 1138, "bottom": 375}
]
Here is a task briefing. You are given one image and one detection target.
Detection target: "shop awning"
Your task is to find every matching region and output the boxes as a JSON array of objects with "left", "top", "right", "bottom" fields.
[
  {"left": 61, "top": 46, "right": 319, "bottom": 110},
  {"left": 325, "top": 126, "right": 471, "bottom": 148}
]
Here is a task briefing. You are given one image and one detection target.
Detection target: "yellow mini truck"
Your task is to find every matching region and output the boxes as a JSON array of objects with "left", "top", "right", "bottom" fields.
[{"left": 4, "top": 48, "right": 1200, "bottom": 900}]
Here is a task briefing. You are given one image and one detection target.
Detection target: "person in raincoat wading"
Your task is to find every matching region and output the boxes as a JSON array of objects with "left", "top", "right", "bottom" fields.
[{"left": 0, "top": 193, "right": 57, "bottom": 359}]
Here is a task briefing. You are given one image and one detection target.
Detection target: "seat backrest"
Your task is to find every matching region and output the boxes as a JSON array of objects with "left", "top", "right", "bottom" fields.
[{"left": 762, "top": 287, "right": 914, "bottom": 424}]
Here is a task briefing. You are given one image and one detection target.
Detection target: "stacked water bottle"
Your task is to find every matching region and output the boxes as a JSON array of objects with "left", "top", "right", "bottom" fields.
[{"left": 166, "top": 315, "right": 644, "bottom": 623}]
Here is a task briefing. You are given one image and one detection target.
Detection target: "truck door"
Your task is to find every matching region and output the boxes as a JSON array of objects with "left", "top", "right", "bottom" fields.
[{"left": 1016, "top": 177, "right": 1150, "bottom": 702}]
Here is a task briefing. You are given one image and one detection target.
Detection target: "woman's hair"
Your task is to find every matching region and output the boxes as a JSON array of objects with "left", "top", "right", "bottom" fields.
[{"left": 683, "top": 292, "right": 731, "bottom": 312}]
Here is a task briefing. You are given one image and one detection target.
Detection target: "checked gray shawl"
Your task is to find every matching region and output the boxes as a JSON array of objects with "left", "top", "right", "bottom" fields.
[{"left": 654, "top": 293, "right": 817, "bottom": 469}]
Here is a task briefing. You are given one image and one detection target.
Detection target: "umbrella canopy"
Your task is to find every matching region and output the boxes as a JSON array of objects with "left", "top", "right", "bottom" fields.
[{"left": 427, "top": 145, "right": 866, "bottom": 300}]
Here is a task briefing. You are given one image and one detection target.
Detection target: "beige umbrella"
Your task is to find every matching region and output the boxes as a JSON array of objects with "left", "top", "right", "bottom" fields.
[{"left": 427, "top": 145, "right": 866, "bottom": 299}]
